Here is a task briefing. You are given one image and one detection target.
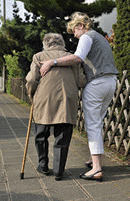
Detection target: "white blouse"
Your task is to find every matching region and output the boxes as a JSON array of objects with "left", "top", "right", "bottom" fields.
[{"left": 74, "top": 34, "right": 93, "bottom": 61}]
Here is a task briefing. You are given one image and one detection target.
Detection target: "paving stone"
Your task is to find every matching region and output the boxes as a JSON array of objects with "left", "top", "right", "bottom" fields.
[
  {"left": 48, "top": 185, "right": 89, "bottom": 201},
  {"left": 66, "top": 156, "right": 86, "bottom": 167},
  {"left": 2, "top": 150, "right": 24, "bottom": 157},
  {"left": 0, "top": 191, "right": 9, "bottom": 201},
  {"left": 0, "top": 172, "right": 6, "bottom": 183},
  {"left": 83, "top": 182, "right": 123, "bottom": 199},
  {"left": 114, "top": 178, "right": 130, "bottom": 194},
  {"left": 9, "top": 178, "right": 43, "bottom": 192},
  {"left": 0, "top": 92, "right": 130, "bottom": 201},
  {"left": 0, "top": 182, "right": 7, "bottom": 191},
  {"left": 95, "top": 194, "right": 130, "bottom": 201},
  {"left": 10, "top": 190, "right": 50, "bottom": 201},
  {"left": 41, "top": 171, "right": 76, "bottom": 189},
  {"left": 0, "top": 144, "right": 22, "bottom": 152}
]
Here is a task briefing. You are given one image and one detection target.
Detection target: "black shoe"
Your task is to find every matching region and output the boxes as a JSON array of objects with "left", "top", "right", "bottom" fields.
[
  {"left": 37, "top": 165, "right": 50, "bottom": 175},
  {"left": 55, "top": 176, "right": 62, "bottom": 181},
  {"left": 84, "top": 162, "right": 93, "bottom": 169},
  {"left": 79, "top": 170, "right": 103, "bottom": 182},
  {"left": 54, "top": 173, "right": 62, "bottom": 181}
]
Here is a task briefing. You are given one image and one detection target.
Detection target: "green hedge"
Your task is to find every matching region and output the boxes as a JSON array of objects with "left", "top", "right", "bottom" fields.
[{"left": 113, "top": 0, "right": 130, "bottom": 82}]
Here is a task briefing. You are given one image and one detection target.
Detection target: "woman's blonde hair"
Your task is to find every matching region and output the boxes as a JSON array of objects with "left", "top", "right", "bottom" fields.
[
  {"left": 43, "top": 33, "right": 65, "bottom": 49},
  {"left": 67, "top": 11, "right": 93, "bottom": 34}
]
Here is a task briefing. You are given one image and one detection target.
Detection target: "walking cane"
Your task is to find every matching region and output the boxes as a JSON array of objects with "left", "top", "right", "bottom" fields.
[{"left": 20, "top": 105, "right": 33, "bottom": 179}]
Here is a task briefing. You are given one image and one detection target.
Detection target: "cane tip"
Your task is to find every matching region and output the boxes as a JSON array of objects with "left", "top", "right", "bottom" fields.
[{"left": 20, "top": 173, "right": 24, "bottom": 179}]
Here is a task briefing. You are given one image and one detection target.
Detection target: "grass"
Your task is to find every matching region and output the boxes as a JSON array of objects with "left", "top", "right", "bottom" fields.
[{"left": 5, "top": 93, "right": 31, "bottom": 108}]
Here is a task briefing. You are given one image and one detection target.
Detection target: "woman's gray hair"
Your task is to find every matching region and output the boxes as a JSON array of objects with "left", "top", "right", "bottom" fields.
[{"left": 43, "top": 33, "right": 65, "bottom": 49}]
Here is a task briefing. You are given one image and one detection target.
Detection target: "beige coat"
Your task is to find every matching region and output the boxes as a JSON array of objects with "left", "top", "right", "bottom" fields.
[{"left": 26, "top": 46, "right": 87, "bottom": 125}]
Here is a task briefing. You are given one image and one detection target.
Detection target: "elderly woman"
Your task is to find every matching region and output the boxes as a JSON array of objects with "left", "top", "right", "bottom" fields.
[
  {"left": 40, "top": 12, "right": 119, "bottom": 181},
  {"left": 26, "top": 33, "right": 86, "bottom": 181}
]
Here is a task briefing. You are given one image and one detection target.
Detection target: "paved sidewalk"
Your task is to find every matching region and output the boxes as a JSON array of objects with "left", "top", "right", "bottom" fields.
[{"left": 0, "top": 92, "right": 130, "bottom": 201}]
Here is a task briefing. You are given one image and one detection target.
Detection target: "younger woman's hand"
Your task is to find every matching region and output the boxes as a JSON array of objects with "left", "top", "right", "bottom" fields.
[{"left": 40, "top": 60, "right": 53, "bottom": 76}]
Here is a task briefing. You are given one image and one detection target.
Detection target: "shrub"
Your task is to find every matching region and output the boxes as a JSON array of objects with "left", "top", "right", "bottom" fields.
[
  {"left": 113, "top": 0, "right": 130, "bottom": 82},
  {"left": 4, "top": 50, "right": 22, "bottom": 93}
]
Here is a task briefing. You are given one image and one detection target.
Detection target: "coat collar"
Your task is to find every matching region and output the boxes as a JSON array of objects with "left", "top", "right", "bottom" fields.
[{"left": 44, "top": 45, "right": 67, "bottom": 51}]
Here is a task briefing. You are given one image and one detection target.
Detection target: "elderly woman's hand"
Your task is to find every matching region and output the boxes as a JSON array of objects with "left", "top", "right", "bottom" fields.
[{"left": 40, "top": 60, "right": 54, "bottom": 77}]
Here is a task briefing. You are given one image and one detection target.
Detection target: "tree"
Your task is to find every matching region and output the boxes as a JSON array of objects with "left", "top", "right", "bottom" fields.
[
  {"left": 113, "top": 0, "right": 130, "bottom": 82},
  {"left": 0, "top": 31, "right": 15, "bottom": 75},
  {"left": 0, "top": 0, "right": 116, "bottom": 76},
  {"left": 0, "top": 15, "right": 16, "bottom": 75},
  {"left": 17, "top": 0, "right": 116, "bottom": 18},
  {"left": 17, "top": 0, "right": 116, "bottom": 52},
  {"left": 0, "top": 2, "right": 45, "bottom": 75}
]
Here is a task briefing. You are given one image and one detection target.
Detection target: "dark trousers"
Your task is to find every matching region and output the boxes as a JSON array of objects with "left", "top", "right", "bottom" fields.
[{"left": 35, "top": 123, "right": 73, "bottom": 175}]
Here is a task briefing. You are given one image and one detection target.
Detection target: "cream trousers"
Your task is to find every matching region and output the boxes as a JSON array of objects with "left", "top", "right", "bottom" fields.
[{"left": 82, "top": 75, "right": 117, "bottom": 155}]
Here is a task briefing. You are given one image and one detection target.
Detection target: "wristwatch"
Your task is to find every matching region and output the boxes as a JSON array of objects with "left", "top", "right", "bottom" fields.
[{"left": 54, "top": 59, "right": 58, "bottom": 66}]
